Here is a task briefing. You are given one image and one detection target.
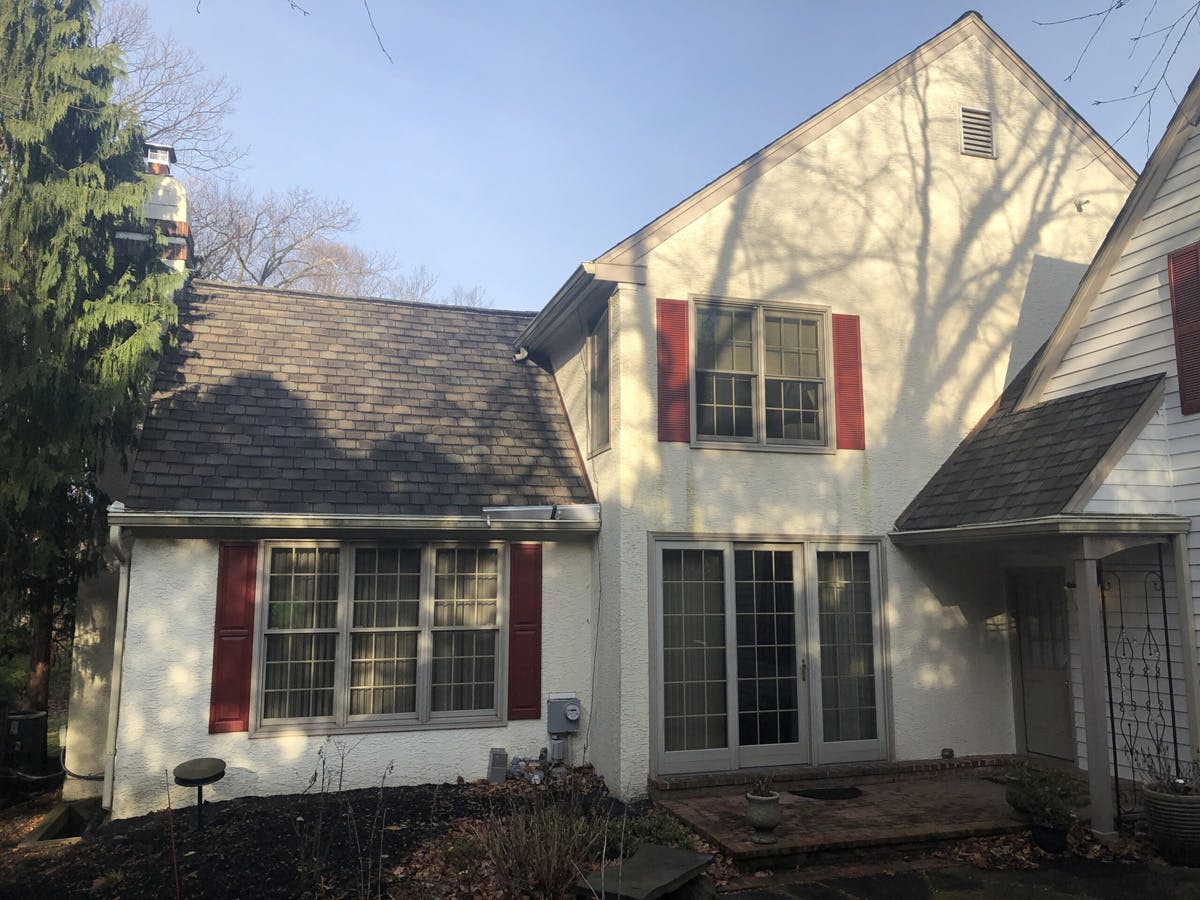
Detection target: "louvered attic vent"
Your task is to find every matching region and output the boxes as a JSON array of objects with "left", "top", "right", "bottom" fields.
[{"left": 960, "top": 107, "right": 995, "bottom": 158}]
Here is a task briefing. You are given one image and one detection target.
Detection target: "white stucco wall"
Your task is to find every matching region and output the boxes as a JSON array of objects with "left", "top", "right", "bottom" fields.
[
  {"left": 545, "top": 34, "right": 1131, "bottom": 795},
  {"left": 111, "top": 537, "right": 594, "bottom": 818}
]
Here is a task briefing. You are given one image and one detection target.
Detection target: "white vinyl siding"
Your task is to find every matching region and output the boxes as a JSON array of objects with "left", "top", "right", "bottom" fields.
[
  {"left": 1083, "top": 411, "right": 1175, "bottom": 515},
  {"left": 1045, "top": 130, "right": 1200, "bottom": 404},
  {"left": 1042, "top": 127, "right": 1200, "bottom": 775}
]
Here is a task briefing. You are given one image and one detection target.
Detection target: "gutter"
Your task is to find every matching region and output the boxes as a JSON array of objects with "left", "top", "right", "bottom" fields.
[
  {"left": 106, "top": 504, "right": 601, "bottom": 538},
  {"left": 889, "top": 513, "right": 1191, "bottom": 547},
  {"left": 101, "top": 521, "right": 135, "bottom": 812}
]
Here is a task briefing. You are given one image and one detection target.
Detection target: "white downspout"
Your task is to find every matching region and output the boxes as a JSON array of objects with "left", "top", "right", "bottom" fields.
[{"left": 101, "top": 521, "right": 134, "bottom": 811}]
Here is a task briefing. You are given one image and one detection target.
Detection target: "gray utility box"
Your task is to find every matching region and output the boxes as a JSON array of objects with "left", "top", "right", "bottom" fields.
[{"left": 547, "top": 697, "right": 582, "bottom": 734}]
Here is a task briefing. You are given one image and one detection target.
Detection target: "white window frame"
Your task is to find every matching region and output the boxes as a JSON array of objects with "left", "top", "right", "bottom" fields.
[
  {"left": 249, "top": 540, "right": 508, "bottom": 737},
  {"left": 688, "top": 296, "right": 836, "bottom": 452},
  {"left": 649, "top": 533, "right": 888, "bottom": 777}
]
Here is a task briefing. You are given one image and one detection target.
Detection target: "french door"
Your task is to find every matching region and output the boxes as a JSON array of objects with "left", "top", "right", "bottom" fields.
[{"left": 654, "top": 540, "right": 884, "bottom": 775}]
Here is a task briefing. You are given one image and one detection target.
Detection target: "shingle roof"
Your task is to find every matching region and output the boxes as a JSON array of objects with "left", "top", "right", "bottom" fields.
[
  {"left": 125, "top": 282, "right": 594, "bottom": 515},
  {"left": 894, "top": 353, "right": 1163, "bottom": 532}
]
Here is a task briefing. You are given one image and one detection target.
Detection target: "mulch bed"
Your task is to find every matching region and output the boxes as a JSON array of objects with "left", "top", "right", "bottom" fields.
[{"left": 0, "top": 781, "right": 497, "bottom": 899}]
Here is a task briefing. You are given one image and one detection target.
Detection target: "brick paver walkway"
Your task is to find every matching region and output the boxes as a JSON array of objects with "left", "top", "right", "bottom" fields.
[{"left": 660, "top": 771, "right": 1025, "bottom": 862}]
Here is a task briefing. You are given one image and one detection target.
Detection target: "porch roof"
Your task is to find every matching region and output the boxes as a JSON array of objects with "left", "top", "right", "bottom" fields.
[{"left": 894, "top": 348, "right": 1165, "bottom": 533}]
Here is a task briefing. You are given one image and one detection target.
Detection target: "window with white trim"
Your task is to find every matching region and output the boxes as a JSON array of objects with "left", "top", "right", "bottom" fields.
[
  {"left": 257, "top": 542, "right": 504, "bottom": 730},
  {"left": 693, "top": 300, "right": 828, "bottom": 446},
  {"left": 588, "top": 306, "right": 611, "bottom": 453}
]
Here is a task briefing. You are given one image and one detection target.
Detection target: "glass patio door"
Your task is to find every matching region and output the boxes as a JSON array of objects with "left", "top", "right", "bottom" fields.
[
  {"left": 657, "top": 543, "right": 810, "bottom": 774},
  {"left": 734, "top": 548, "right": 810, "bottom": 767}
]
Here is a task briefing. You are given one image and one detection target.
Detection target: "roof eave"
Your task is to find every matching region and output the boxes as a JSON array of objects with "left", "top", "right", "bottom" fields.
[
  {"left": 1018, "top": 66, "right": 1200, "bottom": 410},
  {"left": 515, "top": 262, "right": 646, "bottom": 353},
  {"left": 889, "top": 513, "right": 1190, "bottom": 547},
  {"left": 593, "top": 11, "right": 1135, "bottom": 269}
]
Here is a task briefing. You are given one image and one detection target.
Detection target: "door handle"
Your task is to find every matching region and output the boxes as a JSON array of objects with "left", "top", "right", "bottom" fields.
[{"left": 801, "top": 658, "right": 808, "bottom": 682}]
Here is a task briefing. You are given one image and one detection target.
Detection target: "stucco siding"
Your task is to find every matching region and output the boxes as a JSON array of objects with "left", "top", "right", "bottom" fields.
[
  {"left": 589, "top": 35, "right": 1129, "bottom": 792},
  {"left": 111, "top": 538, "right": 594, "bottom": 818}
]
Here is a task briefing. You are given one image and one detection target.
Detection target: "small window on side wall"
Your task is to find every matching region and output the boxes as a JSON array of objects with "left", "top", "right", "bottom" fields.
[
  {"left": 1169, "top": 241, "right": 1200, "bottom": 415},
  {"left": 589, "top": 307, "right": 611, "bottom": 453}
]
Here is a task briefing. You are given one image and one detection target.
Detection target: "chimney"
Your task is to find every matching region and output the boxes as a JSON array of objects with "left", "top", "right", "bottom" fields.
[{"left": 115, "top": 142, "right": 192, "bottom": 271}]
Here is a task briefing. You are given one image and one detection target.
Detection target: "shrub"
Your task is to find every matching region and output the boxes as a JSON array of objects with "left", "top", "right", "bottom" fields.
[
  {"left": 1005, "top": 762, "right": 1087, "bottom": 829},
  {"left": 466, "top": 790, "right": 608, "bottom": 897},
  {"left": 603, "top": 808, "right": 694, "bottom": 858}
]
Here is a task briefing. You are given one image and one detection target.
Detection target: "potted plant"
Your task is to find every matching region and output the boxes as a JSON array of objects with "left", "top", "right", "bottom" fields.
[
  {"left": 745, "top": 773, "right": 780, "bottom": 844},
  {"left": 1004, "top": 762, "right": 1087, "bottom": 853},
  {"left": 1137, "top": 745, "right": 1200, "bottom": 866}
]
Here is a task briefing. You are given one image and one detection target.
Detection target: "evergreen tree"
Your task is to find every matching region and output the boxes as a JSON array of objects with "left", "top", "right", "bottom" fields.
[{"left": 0, "top": 1, "right": 181, "bottom": 710}]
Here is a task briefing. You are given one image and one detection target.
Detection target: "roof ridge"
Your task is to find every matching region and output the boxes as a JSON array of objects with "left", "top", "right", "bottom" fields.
[{"left": 187, "top": 279, "right": 535, "bottom": 319}]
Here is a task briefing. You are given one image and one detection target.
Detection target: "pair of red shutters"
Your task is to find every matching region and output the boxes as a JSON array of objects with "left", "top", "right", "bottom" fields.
[
  {"left": 208, "top": 543, "right": 544, "bottom": 733},
  {"left": 656, "top": 298, "right": 865, "bottom": 449}
]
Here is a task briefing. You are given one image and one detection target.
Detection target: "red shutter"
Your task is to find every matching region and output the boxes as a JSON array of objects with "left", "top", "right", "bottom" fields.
[
  {"left": 832, "top": 314, "right": 866, "bottom": 450},
  {"left": 1170, "top": 242, "right": 1200, "bottom": 415},
  {"left": 657, "top": 298, "right": 691, "bottom": 442},
  {"left": 507, "top": 543, "right": 543, "bottom": 720},
  {"left": 209, "top": 543, "right": 258, "bottom": 734}
]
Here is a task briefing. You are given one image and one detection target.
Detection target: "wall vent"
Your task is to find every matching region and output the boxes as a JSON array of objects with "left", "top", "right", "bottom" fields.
[{"left": 960, "top": 107, "right": 995, "bottom": 158}]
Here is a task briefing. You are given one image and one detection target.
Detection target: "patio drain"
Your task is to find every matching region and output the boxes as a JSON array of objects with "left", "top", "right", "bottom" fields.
[{"left": 791, "top": 786, "right": 862, "bottom": 801}]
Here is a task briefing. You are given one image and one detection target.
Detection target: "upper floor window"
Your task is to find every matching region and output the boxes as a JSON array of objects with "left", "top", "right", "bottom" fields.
[
  {"left": 693, "top": 301, "right": 828, "bottom": 447},
  {"left": 589, "top": 306, "right": 611, "bottom": 453}
]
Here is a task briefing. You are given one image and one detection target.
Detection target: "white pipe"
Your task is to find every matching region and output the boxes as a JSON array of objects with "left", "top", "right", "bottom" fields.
[{"left": 101, "top": 530, "right": 133, "bottom": 811}]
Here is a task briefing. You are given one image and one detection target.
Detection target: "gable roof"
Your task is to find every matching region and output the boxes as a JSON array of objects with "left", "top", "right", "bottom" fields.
[
  {"left": 516, "top": 11, "right": 1135, "bottom": 352},
  {"left": 1018, "top": 65, "right": 1200, "bottom": 408},
  {"left": 124, "top": 281, "right": 594, "bottom": 517},
  {"left": 894, "top": 350, "right": 1164, "bottom": 533}
]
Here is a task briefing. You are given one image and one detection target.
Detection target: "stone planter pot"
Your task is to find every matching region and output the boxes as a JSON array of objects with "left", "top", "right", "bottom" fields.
[
  {"left": 1143, "top": 786, "right": 1200, "bottom": 867},
  {"left": 745, "top": 792, "right": 781, "bottom": 844}
]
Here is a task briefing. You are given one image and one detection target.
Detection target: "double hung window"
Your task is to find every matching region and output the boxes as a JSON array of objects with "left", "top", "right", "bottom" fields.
[
  {"left": 257, "top": 543, "right": 504, "bottom": 731},
  {"left": 693, "top": 301, "right": 828, "bottom": 446}
]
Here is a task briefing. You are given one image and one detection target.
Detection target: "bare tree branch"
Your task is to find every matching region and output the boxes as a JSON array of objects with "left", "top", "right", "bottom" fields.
[
  {"left": 1038, "top": 0, "right": 1200, "bottom": 157},
  {"left": 95, "top": 1, "right": 245, "bottom": 172},
  {"left": 190, "top": 179, "right": 489, "bottom": 305}
]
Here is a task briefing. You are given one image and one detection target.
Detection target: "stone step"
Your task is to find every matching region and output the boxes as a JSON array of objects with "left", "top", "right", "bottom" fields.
[{"left": 577, "top": 843, "right": 714, "bottom": 899}]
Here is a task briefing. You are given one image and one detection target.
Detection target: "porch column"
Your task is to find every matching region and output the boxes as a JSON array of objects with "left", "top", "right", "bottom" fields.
[
  {"left": 1074, "top": 554, "right": 1115, "bottom": 837},
  {"left": 1172, "top": 533, "right": 1200, "bottom": 766}
]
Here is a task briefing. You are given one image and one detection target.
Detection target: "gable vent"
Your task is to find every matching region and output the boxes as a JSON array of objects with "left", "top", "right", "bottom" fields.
[{"left": 960, "top": 107, "right": 995, "bottom": 158}]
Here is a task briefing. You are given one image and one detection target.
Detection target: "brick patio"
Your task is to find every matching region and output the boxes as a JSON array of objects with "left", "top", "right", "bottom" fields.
[{"left": 657, "top": 763, "right": 1027, "bottom": 864}]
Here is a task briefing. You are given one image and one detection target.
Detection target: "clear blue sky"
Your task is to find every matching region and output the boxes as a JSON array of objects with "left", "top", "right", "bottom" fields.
[{"left": 147, "top": 2, "right": 1199, "bottom": 311}]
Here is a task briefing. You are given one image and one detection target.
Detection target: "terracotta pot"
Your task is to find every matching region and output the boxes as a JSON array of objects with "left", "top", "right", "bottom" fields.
[
  {"left": 1143, "top": 786, "right": 1200, "bottom": 867},
  {"left": 745, "top": 792, "right": 781, "bottom": 844}
]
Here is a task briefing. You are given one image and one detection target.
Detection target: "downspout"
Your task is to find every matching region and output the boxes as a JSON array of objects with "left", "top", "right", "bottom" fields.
[{"left": 101, "top": 519, "right": 134, "bottom": 811}]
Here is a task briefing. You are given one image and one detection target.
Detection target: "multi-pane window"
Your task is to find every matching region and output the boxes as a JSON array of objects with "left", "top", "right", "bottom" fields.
[
  {"left": 259, "top": 543, "right": 504, "bottom": 729},
  {"left": 817, "top": 551, "right": 877, "bottom": 742},
  {"left": 661, "top": 549, "right": 728, "bottom": 752},
  {"left": 694, "top": 301, "right": 826, "bottom": 446},
  {"left": 589, "top": 307, "right": 611, "bottom": 452}
]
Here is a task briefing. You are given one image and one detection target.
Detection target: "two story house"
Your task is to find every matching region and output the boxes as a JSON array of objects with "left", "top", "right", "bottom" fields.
[{"left": 71, "top": 12, "right": 1153, "bottom": 820}]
